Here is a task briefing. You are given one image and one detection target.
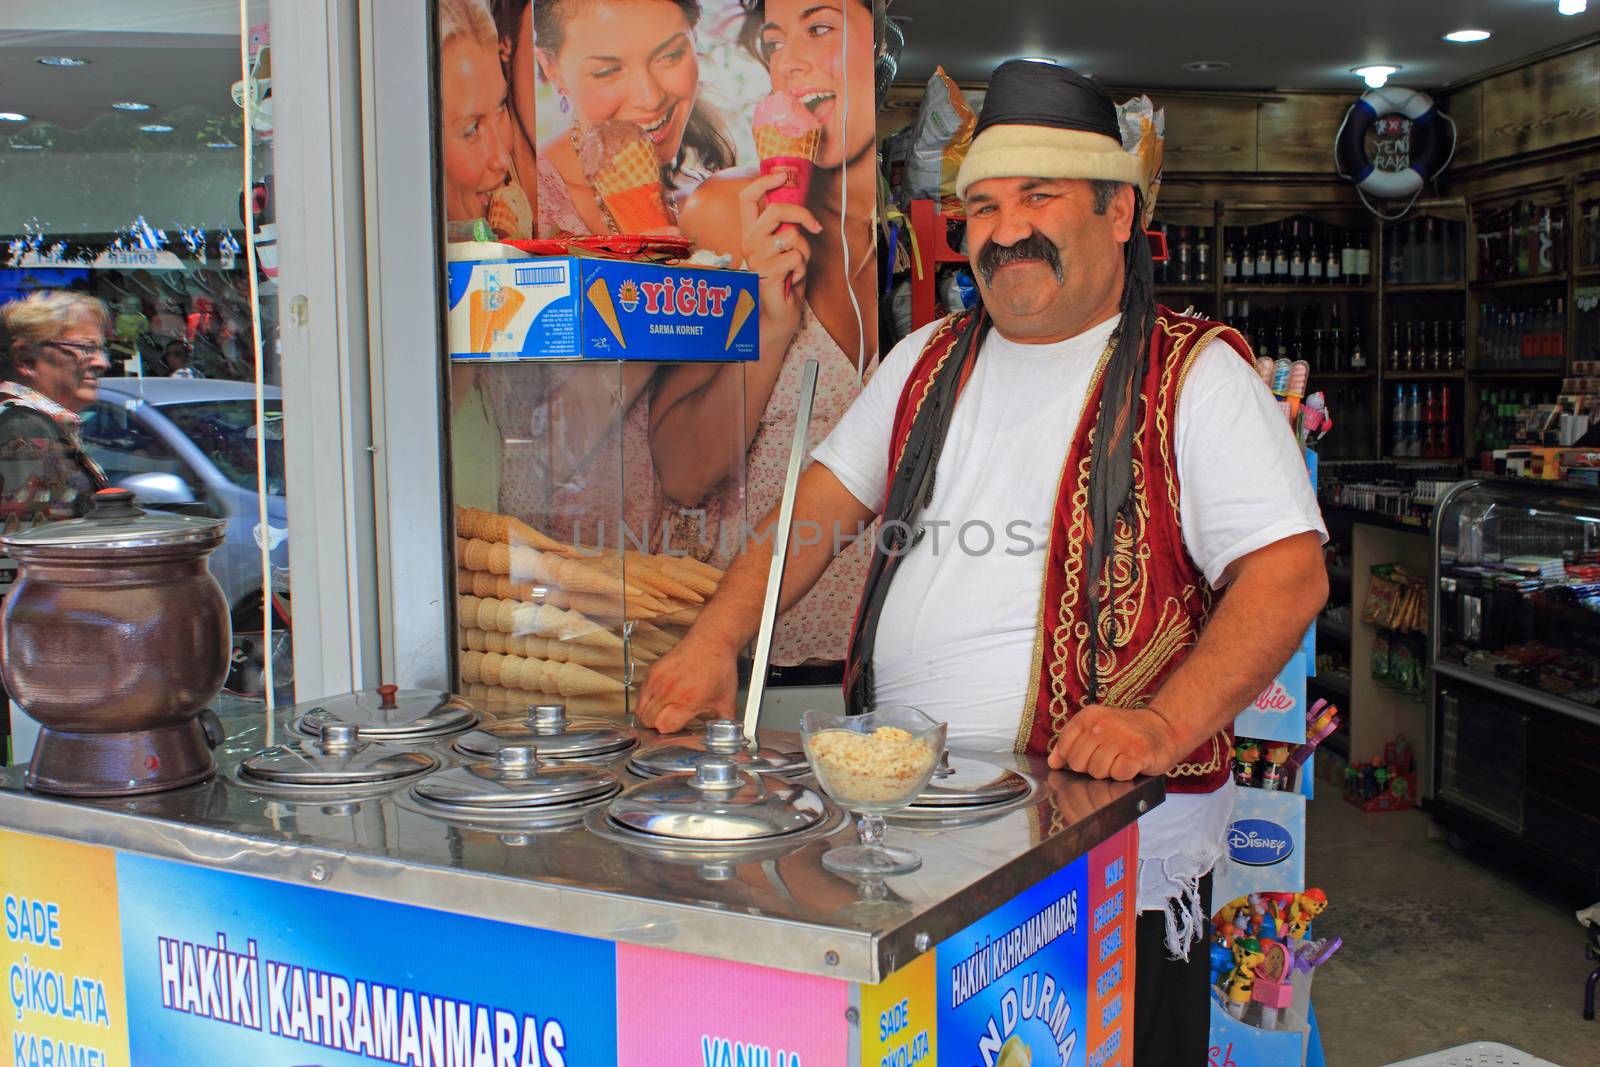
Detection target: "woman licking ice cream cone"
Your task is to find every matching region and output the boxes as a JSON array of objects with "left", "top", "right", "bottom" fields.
[
  {"left": 438, "top": 0, "right": 535, "bottom": 238},
  {"left": 653, "top": 0, "right": 880, "bottom": 667}
]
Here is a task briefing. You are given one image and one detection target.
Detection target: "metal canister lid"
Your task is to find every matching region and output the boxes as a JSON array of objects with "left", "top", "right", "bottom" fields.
[
  {"left": 292, "top": 685, "right": 478, "bottom": 742},
  {"left": 608, "top": 756, "right": 827, "bottom": 842},
  {"left": 627, "top": 720, "right": 808, "bottom": 779},
  {"left": 454, "top": 703, "right": 635, "bottom": 761},
  {"left": 911, "top": 752, "right": 1031, "bottom": 808},
  {"left": 241, "top": 723, "right": 439, "bottom": 786},
  {"left": 0, "top": 488, "right": 225, "bottom": 552},
  {"left": 413, "top": 746, "right": 619, "bottom": 810}
]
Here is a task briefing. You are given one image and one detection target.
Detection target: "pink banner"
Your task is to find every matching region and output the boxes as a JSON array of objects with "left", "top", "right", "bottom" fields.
[{"left": 616, "top": 943, "right": 848, "bottom": 1064}]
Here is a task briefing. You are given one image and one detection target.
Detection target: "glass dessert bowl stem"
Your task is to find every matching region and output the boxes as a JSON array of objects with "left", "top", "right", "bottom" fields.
[{"left": 824, "top": 808, "right": 923, "bottom": 876}]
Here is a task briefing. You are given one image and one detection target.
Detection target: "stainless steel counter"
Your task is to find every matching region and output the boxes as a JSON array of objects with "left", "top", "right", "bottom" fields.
[{"left": 0, "top": 715, "right": 1160, "bottom": 984}]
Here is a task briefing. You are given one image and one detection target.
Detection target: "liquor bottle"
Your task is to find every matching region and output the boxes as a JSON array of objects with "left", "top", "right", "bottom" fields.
[
  {"left": 1327, "top": 226, "right": 1345, "bottom": 285},
  {"left": 1176, "top": 226, "right": 1193, "bottom": 285},
  {"left": 1349, "top": 322, "right": 1366, "bottom": 371},
  {"left": 1387, "top": 222, "right": 1405, "bottom": 285},
  {"left": 1357, "top": 230, "right": 1373, "bottom": 285},
  {"left": 1241, "top": 229, "right": 1258, "bottom": 282},
  {"left": 1514, "top": 202, "right": 1531, "bottom": 277},
  {"left": 1391, "top": 386, "right": 1407, "bottom": 456},
  {"left": 1439, "top": 384, "right": 1452, "bottom": 457},
  {"left": 1342, "top": 227, "right": 1361, "bottom": 284},
  {"left": 1290, "top": 221, "right": 1306, "bottom": 283},
  {"left": 1311, "top": 324, "right": 1326, "bottom": 372},
  {"left": 1329, "top": 303, "right": 1345, "bottom": 367},
  {"left": 1273, "top": 224, "right": 1291, "bottom": 284},
  {"left": 1390, "top": 320, "right": 1402, "bottom": 370},
  {"left": 1255, "top": 227, "right": 1274, "bottom": 282},
  {"left": 1195, "top": 226, "right": 1210, "bottom": 283},
  {"left": 1307, "top": 222, "right": 1325, "bottom": 283},
  {"left": 1223, "top": 233, "right": 1238, "bottom": 283},
  {"left": 1408, "top": 385, "right": 1423, "bottom": 457}
]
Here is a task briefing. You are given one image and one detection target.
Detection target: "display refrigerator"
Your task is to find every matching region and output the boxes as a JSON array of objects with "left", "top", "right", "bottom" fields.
[{"left": 1429, "top": 478, "right": 1600, "bottom": 890}]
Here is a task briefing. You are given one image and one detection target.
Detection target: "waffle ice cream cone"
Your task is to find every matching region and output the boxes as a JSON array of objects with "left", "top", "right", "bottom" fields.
[
  {"left": 581, "top": 122, "right": 675, "bottom": 234},
  {"left": 486, "top": 183, "right": 533, "bottom": 240},
  {"left": 586, "top": 277, "right": 627, "bottom": 350},
  {"left": 753, "top": 125, "right": 822, "bottom": 165},
  {"left": 725, "top": 290, "right": 756, "bottom": 350}
]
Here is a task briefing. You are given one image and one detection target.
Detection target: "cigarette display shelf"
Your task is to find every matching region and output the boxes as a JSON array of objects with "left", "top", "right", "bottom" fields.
[
  {"left": 1467, "top": 368, "right": 1567, "bottom": 379},
  {"left": 1386, "top": 283, "right": 1468, "bottom": 294}
]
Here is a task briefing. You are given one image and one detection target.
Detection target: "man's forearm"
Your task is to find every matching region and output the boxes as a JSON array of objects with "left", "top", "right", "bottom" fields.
[
  {"left": 1150, "top": 533, "right": 1327, "bottom": 757},
  {"left": 688, "top": 464, "right": 874, "bottom": 653}
]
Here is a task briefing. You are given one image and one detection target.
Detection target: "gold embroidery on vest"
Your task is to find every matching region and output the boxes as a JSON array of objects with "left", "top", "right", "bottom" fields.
[{"left": 892, "top": 316, "right": 961, "bottom": 471}]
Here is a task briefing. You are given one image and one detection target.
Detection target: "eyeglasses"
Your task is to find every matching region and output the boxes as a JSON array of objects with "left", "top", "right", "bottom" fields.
[{"left": 43, "top": 340, "right": 107, "bottom": 361}]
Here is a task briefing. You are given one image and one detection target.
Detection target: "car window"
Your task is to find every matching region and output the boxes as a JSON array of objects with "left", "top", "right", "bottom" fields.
[
  {"left": 158, "top": 400, "right": 286, "bottom": 497},
  {"left": 81, "top": 401, "right": 193, "bottom": 487}
]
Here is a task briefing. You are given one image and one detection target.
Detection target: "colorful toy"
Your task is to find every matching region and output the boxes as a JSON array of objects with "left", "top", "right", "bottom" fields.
[
  {"left": 1223, "top": 937, "right": 1267, "bottom": 1019},
  {"left": 1285, "top": 888, "right": 1328, "bottom": 942},
  {"left": 1293, "top": 936, "right": 1342, "bottom": 973},
  {"left": 1250, "top": 940, "right": 1297, "bottom": 1029},
  {"left": 1261, "top": 744, "right": 1291, "bottom": 790},
  {"left": 1233, "top": 740, "right": 1261, "bottom": 786}
]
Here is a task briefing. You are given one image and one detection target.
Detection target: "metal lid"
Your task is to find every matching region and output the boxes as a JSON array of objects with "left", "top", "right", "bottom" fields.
[
  {"left": 626, "top": 720, "right": 808, "bottom": 779},
  {"left": 608, "top": 756, "right": 827, "bottom": 842},
  {"left": 292, "top": 685, "right": 478, "bottom": 741},
  {"left": 454, "top": 704, "right": 635, "bottom": 761},
  {"left": 911, "top": 752, "right": 1031, "bottom": 808},
  {"left": 0, "top": 488, "right": 225, "bottom": 552},
  {"left": 240, "top": 723, "right": 439, "bottom": 786},
  {"left": 413, "top": 746, "right": 619, "bottom": 810}
]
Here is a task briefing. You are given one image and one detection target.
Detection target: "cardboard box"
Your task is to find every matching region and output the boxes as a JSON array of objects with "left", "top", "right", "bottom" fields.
[{"left": 447, "top": 256, "right": 759, "bottom": 362}]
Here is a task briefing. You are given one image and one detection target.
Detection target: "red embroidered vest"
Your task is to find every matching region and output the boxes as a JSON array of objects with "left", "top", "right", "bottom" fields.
[{"left": 866, "top": 307, "right": 1253, "bottom": 794}]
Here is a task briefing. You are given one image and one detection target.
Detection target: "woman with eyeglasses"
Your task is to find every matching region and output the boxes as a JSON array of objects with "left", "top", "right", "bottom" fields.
[{"left": 0, "top": 290, "right": 113, "bottom": 527}]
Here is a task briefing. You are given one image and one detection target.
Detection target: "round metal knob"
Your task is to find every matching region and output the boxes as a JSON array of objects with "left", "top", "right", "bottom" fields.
[
  {"left": 530, "top": 704, "right": 568, "bottom": 732},
  {"left": 319, "top": 723, "right": 359, "bottom": 750},
  {"left": 703, "top": 720, "right": 746, "bottom": 752},
  {"left": 376, "top": 684, "right": 399, "bottom": 710},
  {"left": 495, "top": 745, "right": 538, "bottom": 776},
  {"left": 690, "top": 756, "right": 741, "bottom": 789}
]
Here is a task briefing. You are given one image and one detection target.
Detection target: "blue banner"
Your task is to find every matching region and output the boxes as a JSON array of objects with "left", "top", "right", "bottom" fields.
[
  {"left": 936, "top": 854, "right": 1090, "bottom": 1067},
  {"left": 115, "top": 854, "right": 618, "bottom": 1067}
]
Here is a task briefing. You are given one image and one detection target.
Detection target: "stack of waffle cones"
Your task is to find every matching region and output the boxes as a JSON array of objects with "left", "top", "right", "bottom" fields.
[{"left": 452, "top": 506, "right": 721, "bottom": 715}]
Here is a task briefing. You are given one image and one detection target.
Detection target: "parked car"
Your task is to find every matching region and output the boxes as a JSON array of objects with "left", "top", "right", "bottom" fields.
[{"left": 80, "top": 377, "right": 290, "bottom": 695}]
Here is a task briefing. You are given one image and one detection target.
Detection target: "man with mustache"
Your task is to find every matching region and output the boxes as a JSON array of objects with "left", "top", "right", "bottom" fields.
[{"left": 639, "top": 60, "right": 1326, "bottom": 1064}]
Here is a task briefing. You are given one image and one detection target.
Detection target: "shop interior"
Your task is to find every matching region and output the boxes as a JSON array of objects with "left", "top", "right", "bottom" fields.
[{"left": 2, "top": 1, "right": 1600, "bottom": 1065}]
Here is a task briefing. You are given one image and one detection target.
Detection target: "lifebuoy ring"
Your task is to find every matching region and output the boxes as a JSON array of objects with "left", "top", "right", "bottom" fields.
[{"left": 1335, "top": 87, "right": 1455, "bottom": 200}]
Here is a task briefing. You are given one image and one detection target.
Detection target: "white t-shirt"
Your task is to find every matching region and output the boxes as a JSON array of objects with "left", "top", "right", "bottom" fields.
[{"left": 812, "top": 313, "right": 1327, "bottom": 913}]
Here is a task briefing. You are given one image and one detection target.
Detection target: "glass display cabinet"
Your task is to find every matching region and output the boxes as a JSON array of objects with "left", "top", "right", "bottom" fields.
[
  {"left": 1430, "top": 478, "right": 1600, "bottom": 889},
  {"left": 445, "top": 251, "right": 759, "bottom": 718}
]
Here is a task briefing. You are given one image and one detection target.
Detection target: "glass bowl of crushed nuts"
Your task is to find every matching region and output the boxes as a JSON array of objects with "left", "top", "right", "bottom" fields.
[{"left": 801, "top": 706, "right": 947, "bottom": 876}]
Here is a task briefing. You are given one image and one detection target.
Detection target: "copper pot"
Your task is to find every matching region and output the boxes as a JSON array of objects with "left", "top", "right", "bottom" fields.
[{"left": 1, "top": 488, "right": 230, "bottom": 795}]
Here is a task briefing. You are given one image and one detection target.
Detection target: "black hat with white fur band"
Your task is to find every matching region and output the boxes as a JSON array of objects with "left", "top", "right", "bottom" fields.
[{"left": 955, "top": 60, "right": 1142, "bottom": 198}]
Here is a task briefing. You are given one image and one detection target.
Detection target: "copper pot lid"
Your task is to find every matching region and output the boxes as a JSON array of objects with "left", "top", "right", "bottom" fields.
[
  {"left": 608, "top": 756, "right": 827, "bottom": 842},
  {"left": 413, "top": 746, "right": 619, "bottom": 810},
  {"left": 454, "top": 703, "right": 635, "bottom": 761},
  {"left": 627, "top": 720, "right": 808, "bottom": 779},
  {"left": 911, "top": 752, "right": 1031, "bottom": 808},
  {"left": 292, "top": 685, "right": 478, "bottom": 742},
  {"left": 0, "top": 488, "right": 224, "bottom": 552},
  {"left": 240, "top": 723, "right": 439, "bottom": 787}
]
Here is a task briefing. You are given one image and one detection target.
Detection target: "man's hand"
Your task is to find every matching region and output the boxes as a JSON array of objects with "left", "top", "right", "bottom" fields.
[
  {"left": 1047, "top": 704, "right": 1183, "bottom": 781},
  {"left": 635, "top": 631, "right": 740, "bottom": 734}
]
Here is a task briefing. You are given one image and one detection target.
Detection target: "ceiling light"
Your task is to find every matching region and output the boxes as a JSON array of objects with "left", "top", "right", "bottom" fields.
[
  {"left": 9, "top": 143, "right": 44, "bottom": 151},
  {"left": 206, "top": 141, "right": 239, "bottom": 149},
  {"left": 1559, "top": 0, "right": 1586, "bottom": 14},
  {"left": 1182, "top": 60, "right": 1231, "bottom": 72},
  {"left": 36, "top": 56, "right": 87, "bottom": 67},
  {"left": 0, "top": 112, "right": 28, "bottom": 123},
  {"left": 138, "top": 124, "right": 175, "bottom": 133},
  {"left": 1353, "top": 64, "right": 1399, "bottom": 89},
  {"left": 1444, "top": 29, "right": 1492, "bottom": 43},
  {"left": 110, "top": 101, "right": 152, "bottom": 112},
  {"left": 1017, "top": 56, "right": 1059, "bottom": 65}
]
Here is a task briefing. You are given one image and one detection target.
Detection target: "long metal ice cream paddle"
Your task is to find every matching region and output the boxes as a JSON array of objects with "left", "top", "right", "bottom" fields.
[{"left": 740, "top": 358, "right": 820, "bottom": 748}]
